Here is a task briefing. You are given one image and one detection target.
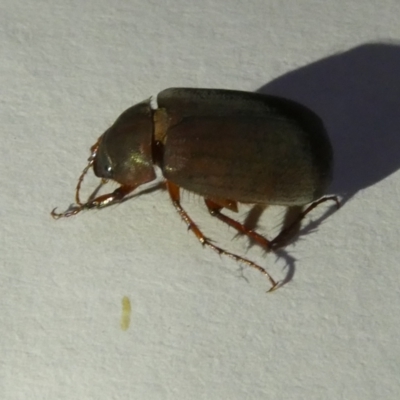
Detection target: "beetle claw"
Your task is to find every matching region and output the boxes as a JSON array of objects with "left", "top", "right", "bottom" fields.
[
  {"left": 267, "top": 280, "right": 282, "bottom": 293},
  {"left": 50, "top": 204, "right": 82, "bottom": 219}
]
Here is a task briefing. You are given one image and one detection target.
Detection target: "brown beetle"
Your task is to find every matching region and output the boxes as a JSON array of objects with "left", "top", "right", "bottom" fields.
[{"left": 52, "top": 88, "right": 339, "bottom": 291}]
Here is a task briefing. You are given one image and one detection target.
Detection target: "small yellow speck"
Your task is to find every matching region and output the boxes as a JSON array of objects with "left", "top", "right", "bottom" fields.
[{"left": 120, "top": 296, "right": 131, "bottom": 331}]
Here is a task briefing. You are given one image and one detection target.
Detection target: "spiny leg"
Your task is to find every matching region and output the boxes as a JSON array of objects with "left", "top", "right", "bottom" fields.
[
  {"left": 166, "top": 181, "right": 279, "bottom": 291},
  {"left": 204, "top": 199, "right": 272, "bottom": 251},
  {"left": 270, "top": 195, "right": 340, "bottom": 249}
]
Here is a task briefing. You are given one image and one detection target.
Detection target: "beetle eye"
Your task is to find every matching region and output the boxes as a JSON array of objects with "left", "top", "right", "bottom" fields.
[
  {"left": 93, "top": 151, "right": 114, "bottom": 179},
  {"left": 102, "top": 164, "right": 113, "bottom": 179}
]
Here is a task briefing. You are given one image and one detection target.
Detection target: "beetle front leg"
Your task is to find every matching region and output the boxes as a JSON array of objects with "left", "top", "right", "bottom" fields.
[
  {"left": 84, "top": 185, "right": 137, "bottom": 209},
  {"left": 51, "top": 184, "right": 136, "bottom": 219},
  {"left": 166, "top": 181, "right": 280, "bottom": 292}
]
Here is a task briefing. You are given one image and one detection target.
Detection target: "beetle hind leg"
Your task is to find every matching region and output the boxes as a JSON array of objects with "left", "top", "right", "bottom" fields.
[
  {"left": 166, "top": 181, "right": 279, "bottom": 292},
  {"left": 270, "top": 195, "right": 340, "bottom": 249},
  {"left": 204, "top": 196, "right": 339, "bottom": 252}
]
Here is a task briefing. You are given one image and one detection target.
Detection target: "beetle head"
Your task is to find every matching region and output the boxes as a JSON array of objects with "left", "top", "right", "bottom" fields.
[
  {"left": 51, "top": 99, "right": 157, "bottom": 219},
  {"left": 93, "top": 99, "right": 156, "bottom": 187}
]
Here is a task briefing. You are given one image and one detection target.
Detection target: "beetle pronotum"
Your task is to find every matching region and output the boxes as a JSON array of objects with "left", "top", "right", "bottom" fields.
[{"left": 52, "top": 88, "right": 339, "bottom": 291}]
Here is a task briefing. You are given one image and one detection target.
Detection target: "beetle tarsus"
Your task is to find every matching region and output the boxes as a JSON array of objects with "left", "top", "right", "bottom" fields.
[
  {"left": 267, "top": 280, "right": 281, "bottom": 293},
  {"left": 51, "top": 205, "right": 83, "bottom": 219}
]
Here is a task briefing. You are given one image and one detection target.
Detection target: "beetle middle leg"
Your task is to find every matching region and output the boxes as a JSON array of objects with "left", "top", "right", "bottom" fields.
[
  {"left": 204, "top": 199, "right": 272, "bottom": 251},
  {"left": 166, "top": 181, "right": 279, "bottom": 292}
]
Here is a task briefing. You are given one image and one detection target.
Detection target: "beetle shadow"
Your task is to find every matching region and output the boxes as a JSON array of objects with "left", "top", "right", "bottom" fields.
[
  {"left": 258, "top": 42, "right": 400, "bottom": 203},
  {"left": 119, "top": 181, "right": 166, "bottom": 203},
  {"left": 243, "top": 43, "right": 400, "bottom": 287}
]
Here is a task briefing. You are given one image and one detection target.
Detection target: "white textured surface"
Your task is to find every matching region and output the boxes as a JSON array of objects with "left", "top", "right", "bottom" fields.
[{"left": 1, "top": 1, "right": 400, "bottom": 399}]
